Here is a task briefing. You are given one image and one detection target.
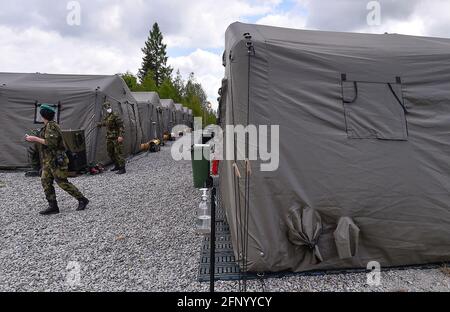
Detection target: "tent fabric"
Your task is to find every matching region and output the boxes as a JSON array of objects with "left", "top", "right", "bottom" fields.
[
  {"left": 219, "top": 22, "right": 450, "bottom": 273},
  {"left": 188, "top": 109, "right": 194, "bottom": 128},
  {"left": 132, "top": 92, "right": 164, "bottom": 141},
  {"left": 174, "top": 103, "right": 184, "bottom": 126},
  {"left": 181, "top": 107, "right": 191, "bottom": 128},
  {"left": 160, "top": 99, "right": 176, "bottom": 133},
  {"left": 182, "top": 106, "right": 188, "bottom": 124},
  {"left": 0, "top": 73, "right": 143, "bottom": 168}
]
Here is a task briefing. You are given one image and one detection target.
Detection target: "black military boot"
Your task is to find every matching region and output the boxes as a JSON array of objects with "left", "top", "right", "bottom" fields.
[
  {"left": 40, "top": 201, "right": 60, "bottom": 215},
  {"left": 110, "top": 166, "right": 120, "bottom": 172},
  {"left": 116, "top": 167, "right": 126, "bottom": 175},
  {"left": 25, "top": 170, "right": 40, "bottom": 177},
  {"left": 77, "top": 197, "right": 90, "bottom": 211}
]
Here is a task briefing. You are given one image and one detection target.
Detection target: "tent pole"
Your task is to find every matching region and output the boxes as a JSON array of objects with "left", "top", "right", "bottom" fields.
[
  {"left": 91, "top": 91, "right": 101, "bottom": 165},
  {"left": 210, "top": 187, "right": 217, "bottom": 293}
]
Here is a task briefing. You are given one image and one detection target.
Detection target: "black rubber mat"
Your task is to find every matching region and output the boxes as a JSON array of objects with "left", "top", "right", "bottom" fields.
[
  {"left": 198, "top": 244, "right": 243, "bottom": 281},
  {"left": 197, "top": 192, "right": 244, "bottom": 282},
  {"left": 214, "top": 204, "right": 226, "bottom": 222}
]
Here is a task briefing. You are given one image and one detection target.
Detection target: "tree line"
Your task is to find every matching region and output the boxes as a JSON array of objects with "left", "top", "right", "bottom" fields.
[{"left": 122, "top": 23, "right": 217, "bottom": 126}]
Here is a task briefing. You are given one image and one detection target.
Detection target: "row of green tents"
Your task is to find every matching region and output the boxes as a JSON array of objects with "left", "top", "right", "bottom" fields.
[
  {"left": 133, "top": 92, "right": 194, "bottom": 143},
  {"left": 0, "top": 73, "right": 194, "bottom": 168}
]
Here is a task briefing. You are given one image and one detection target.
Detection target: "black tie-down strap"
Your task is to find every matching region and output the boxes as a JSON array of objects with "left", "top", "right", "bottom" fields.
[
  {"left": 388, "top": 82, "right": 408, "bottom": 113},
  {"left": 342, "top": 74, "right": 359, "bottom": 104}
]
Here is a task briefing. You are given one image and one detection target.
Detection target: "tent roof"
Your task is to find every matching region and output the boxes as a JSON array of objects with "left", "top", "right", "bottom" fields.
[
  {"left": 226, "top": 22, "right": 450, "bottom": 56},
  {"left": 131, "top": 91, "right": 161, "bottom": 107},
  {"left": 0, "top": 72, "right": 128, "bottom": 91},
  {"left": 160, "top": 99, "right": 175, "bottom": 110}
]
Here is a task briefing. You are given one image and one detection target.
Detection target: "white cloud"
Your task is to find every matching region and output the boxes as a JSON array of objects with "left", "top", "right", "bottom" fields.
[
  {"left": 98, "top": 4, "right": 123, "bottom": 33},
  {"left": 162, "top": 0, "right": 281, "bottom": 49},
  {"left": 0, "top": 0, "right": 284, "bottom": 106},
  {"left": 0, "top": 0, "right": 282, "bottom": 50},
  {"left": 1, "top": 0, "right": 450, "bottom": 109},
  {"left": 413, "top": 0, "right": 450, "bottom": 38},
  {"left": 359, "top": 16, "right": 426, "bottom": 36},
  {"left": 256, "top": 12, "right": 307, "bottom": 29},
  {"left": 295, "top": 0, "right": 449, "bottom": 38},
  {"left": 356, "top": 0, "right": 450, "bottom": 37},
  {"left": 0, "top": 26, "right": 141, "bottom": 75},
  {"left": 168, "top": 49, "right": 224, "bottom": 109}
]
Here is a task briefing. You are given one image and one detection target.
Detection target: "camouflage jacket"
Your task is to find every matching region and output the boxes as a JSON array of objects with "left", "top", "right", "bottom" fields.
[
  {"left": 39, "top": 121, "right": 68, "bottom": 168},
  {"left": 99, "top": 113, "right": 125, "bottom": 140}
]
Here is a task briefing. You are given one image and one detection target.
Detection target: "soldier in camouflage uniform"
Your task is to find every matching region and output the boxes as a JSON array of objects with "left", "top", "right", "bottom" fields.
[
  {"left": 26, "top": 104, "right": 89, "bottom": 215},
  {"left": 98, "top": 101, "right": 126, "bottom": 174}
]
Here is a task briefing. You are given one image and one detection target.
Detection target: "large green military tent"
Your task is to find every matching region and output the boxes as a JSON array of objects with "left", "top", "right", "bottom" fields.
[
  {"left": 160, "top": 99, "right": 176, "bottom": 134},
  {"left": 174, "top": 103, "right": 184, "bottom": 126},
  {"left": 187, "top": 109, "right": 194, "bottom": 128},
  {"left": 182, "top": 107, "right": 190, "bottom": 128},
  {"left": 0, "top": 73, "right": 143, "bottom": 168},
  {"left": 174, "top": 103, "right": 190, "bottom": 136},
  {"left": 132, "top": 92, "right": 164, "bottom": 142},
  {"left": 219, "top": 22, "right": 450, "bottom": 273}
]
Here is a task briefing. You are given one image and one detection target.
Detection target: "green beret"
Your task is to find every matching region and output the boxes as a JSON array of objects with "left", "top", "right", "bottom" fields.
[{"left": 40, "top": 104, "right": 57, "bottom": 113}]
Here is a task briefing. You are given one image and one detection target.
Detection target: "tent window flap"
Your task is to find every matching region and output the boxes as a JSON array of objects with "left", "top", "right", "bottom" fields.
[
  {"left": 34, "top": 102, "right": 61, "bottom": 124},
  {"left": 342, "top": 77, "right": 408, "bottom": 141}
]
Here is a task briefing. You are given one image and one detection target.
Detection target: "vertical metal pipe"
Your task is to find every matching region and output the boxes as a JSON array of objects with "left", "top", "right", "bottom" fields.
[{"left": 210, "top": 187, "right": 217, "bottom": 292}]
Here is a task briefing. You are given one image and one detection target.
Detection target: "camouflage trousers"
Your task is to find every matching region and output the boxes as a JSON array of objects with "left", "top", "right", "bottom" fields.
[
  {"left": 41, "top": 164, "right": 84, "bottom": 202},
  {"left": 28, "top": 144, "right": 41, "bottom": 171},
  {"left": 107, "top": 139, "right": 125, "bottom": 168}
]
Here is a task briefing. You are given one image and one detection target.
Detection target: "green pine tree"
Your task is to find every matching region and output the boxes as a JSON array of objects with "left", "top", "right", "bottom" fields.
[
  {"left": 172, "top": 70, "right": 185, "bottom": 103},
  {"left": 158, "top": 78, "right": 178, "bottom": 99},
  {"left": 121, "top": 72, "right": 139, "bottom": 91},
  {"left": 184, "top": 72, "right": 209, "bottom": 121},
  {"left": 138, "top": 70, "right": 158, "bottom": 92},
  {"left": 138, "top": 22, "right": 173, "bottom": 86}
]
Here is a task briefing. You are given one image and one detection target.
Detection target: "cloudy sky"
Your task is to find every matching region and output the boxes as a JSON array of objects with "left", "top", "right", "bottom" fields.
[{"left": 1, "top": 0, "right": 449, "bottom": 109}]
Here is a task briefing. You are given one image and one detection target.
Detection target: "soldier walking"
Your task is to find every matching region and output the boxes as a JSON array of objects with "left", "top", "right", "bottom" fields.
[
  {"left": 98, "top": 101, "right": 126, "bottom": 174},
  {"left": 25, "top": 104, "right": 89, "bottom": 215}
]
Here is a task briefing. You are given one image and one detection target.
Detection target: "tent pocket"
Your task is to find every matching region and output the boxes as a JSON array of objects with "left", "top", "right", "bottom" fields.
[
  {"left": 286, "top": 204, "right": 323, "bottom": 262},
  {"left": 334, "top": 217, "right": 360, "bottom": 259},
  {"left": 341, "top": 74, "right": 408, "bottom": 141}
]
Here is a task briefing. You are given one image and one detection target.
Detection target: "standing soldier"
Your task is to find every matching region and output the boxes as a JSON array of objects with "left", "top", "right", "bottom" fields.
[
  {"left": 25, "top": 104, "right": 89, "bottom": 215},
  {"left": 98, "top": 101, "right": 126, "bottom": 174}
]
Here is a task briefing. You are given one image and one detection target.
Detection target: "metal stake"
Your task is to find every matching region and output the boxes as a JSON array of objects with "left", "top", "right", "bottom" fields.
[{"left": 210, "top": 187, "right": 217, "bottom": 292}]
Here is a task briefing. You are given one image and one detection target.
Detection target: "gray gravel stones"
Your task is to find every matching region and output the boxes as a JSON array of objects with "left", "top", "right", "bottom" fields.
[
  {"left": 0, "top": 144, "right": 449, "bottom": 292},
  {"left": 0, "top": 143, "right": 203, "bottom": 292}
]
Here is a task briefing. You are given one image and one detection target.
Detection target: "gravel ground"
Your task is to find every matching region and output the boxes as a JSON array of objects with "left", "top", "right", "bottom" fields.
[{"left": 0, "top": 143, "right": 449, "bottom": 292}]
